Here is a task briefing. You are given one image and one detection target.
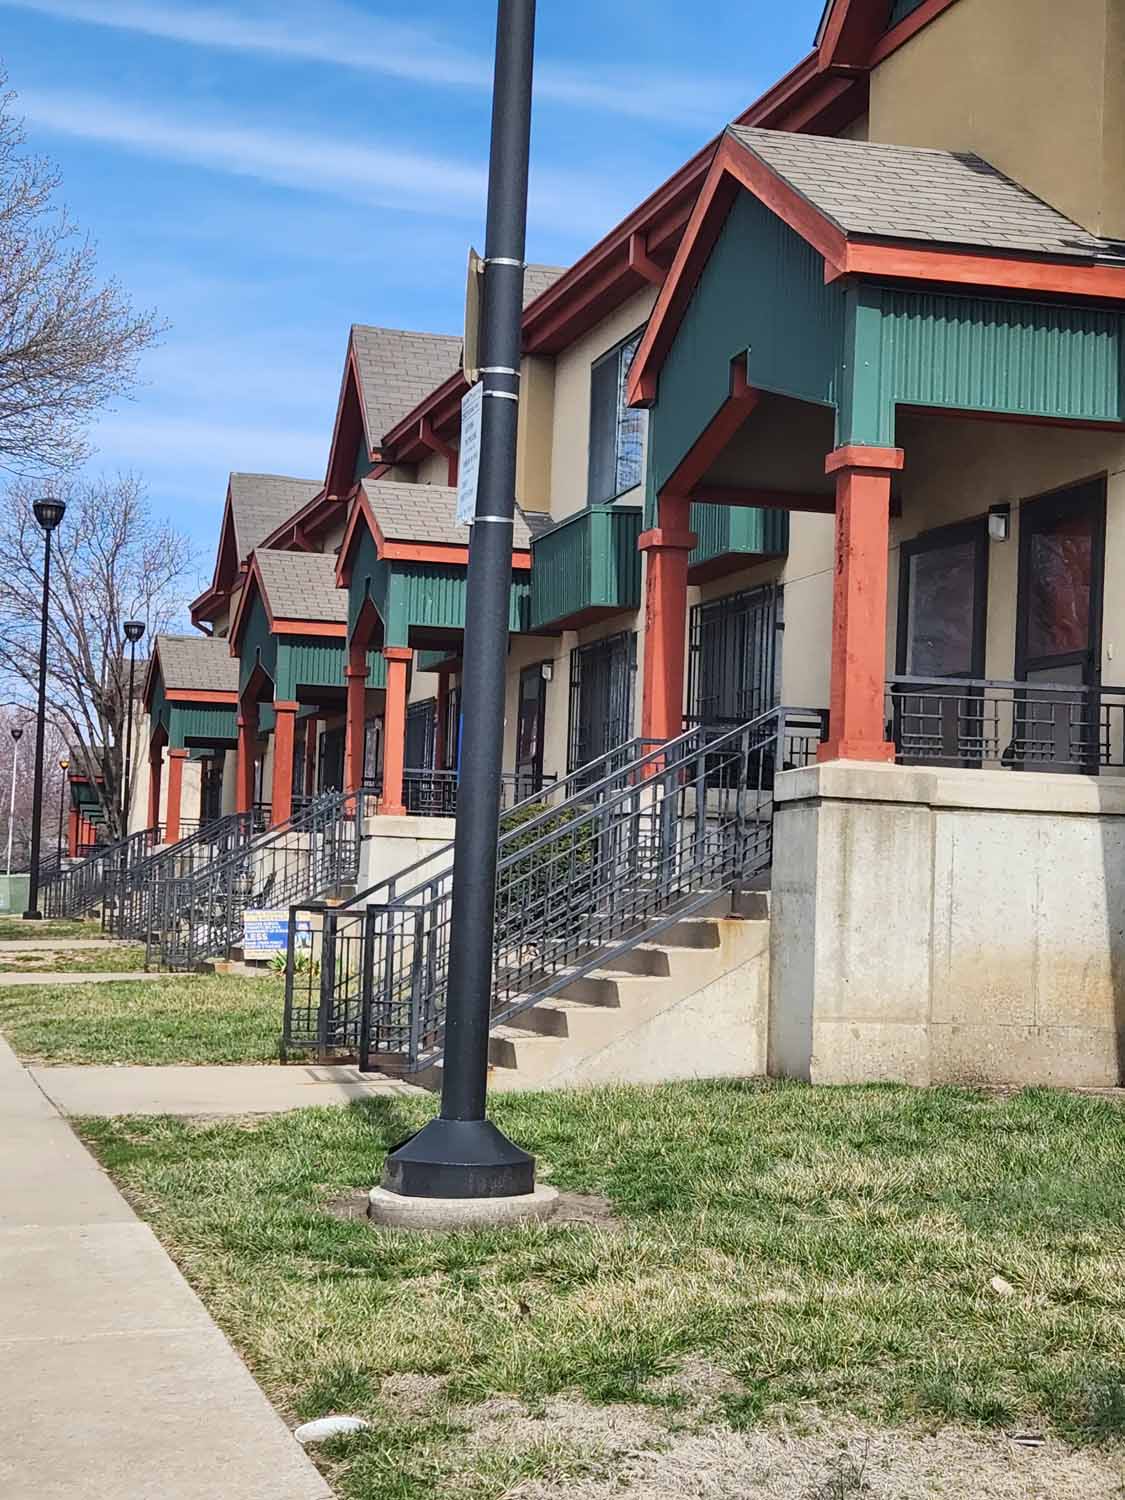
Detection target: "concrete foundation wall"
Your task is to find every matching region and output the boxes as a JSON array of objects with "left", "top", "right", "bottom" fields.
[
  {"left": 357, "top": 814, "right": 456, "bottom": 895},
  {"left": 769, "top": 761, "right": 1125, "bottom": 1089}
]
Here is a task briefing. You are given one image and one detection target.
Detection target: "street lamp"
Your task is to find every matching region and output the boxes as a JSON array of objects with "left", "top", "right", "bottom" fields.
[
  {"left": 24, "top": 495, "right": 66, "bottom": 920},
  {"left": 377, "top": 1, "right": 539, "bottom": 1210},
  {"left": 56, "top": 754, "right": 70, "bottom": 869},
  {"left": 122, "top": 621, "right": 145, "bottom": 836},
  {"left": 6, "top": 726, "right": 23, "bottom": 878}
]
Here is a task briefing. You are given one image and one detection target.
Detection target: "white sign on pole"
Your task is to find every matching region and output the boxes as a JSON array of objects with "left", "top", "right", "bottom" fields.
[{"left": 457, "top": 380, "right": 484, "bottom": 526}]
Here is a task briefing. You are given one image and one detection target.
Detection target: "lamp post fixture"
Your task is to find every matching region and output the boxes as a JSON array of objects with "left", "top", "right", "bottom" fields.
[
  {"left": 122, "top": 621, "right": 145, "bottom": 837},
  {"left": 377, "top": 0, "right": 541, "bottom": 1211},
  {"left": 56, "top": 754, "right": 70, "bottom": 870},
  {"left": 23, "top": 496, "right": 66, "bottom": 920},
  {"left": 6, "top": 726, "right": 23, "bottom": 879}
]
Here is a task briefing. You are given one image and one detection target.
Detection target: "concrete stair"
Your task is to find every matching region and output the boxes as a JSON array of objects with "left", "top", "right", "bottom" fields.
[{"left": 419, "top": 890, "right": 771, "bottom": 1092}]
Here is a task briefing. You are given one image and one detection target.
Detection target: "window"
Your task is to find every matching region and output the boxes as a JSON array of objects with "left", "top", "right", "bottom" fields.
[
  {"left": 587, "top": 331, "right": 647, "bottom": 504},
  {"left": 688, "top": 585, "right": 783, "bottom": 727},
  {"left": 567, "top": 632, "right": 637, "bottom": 774}
]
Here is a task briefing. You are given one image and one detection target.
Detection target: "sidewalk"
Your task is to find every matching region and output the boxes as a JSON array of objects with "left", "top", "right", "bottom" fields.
[
  {"left": 0, "top": 1037, "right": 332, "bottom": 1499},
  {"left": 34, "top": 1061, "right": 426, "bottom": 1116}
]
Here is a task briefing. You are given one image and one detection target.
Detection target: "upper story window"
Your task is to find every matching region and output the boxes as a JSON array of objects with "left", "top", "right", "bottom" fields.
[
  {"left": 587, "top": 330, "right": 646, "bottom": 505},
  {"left": 887, "top": 0, "right": 927, "bottom": 25}
]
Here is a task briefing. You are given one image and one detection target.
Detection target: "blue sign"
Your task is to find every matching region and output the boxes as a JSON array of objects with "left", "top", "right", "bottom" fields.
[{"left": 243, "top": 910, "right": 312, "bottom": 957}]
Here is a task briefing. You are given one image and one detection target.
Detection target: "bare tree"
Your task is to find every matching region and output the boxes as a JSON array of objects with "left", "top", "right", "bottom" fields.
[
  {"left": 0, "top": 70, "right": 164, "bottom": 473},
  {"left": 0, "top": 704, "right": 66, "bottom": 870},
  {"left": 0, "top": 474, "right": 197, "bottom": 842}
]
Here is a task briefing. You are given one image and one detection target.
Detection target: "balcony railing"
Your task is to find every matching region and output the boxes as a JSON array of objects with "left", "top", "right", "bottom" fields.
[
  {"left": 363, "top": 769, "right": 559, "bottom": 817},
  {"left": 887, "top": 676, "right": 1125, "bottom": 773}
]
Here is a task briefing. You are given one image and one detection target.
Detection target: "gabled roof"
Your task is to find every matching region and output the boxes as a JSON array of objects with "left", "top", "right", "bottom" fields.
[
  {"left": 363, "top": 480, "right": 543, "bottom": 550},
  {"left": 728, "top": 127, "right": 1109, "bottom": 260},
  {"left": 629, "top": 126, "right": 1125, "bottom": 408},
  {"left": 148, "top": 635, "right": 239, "bottom": 699},
  {"left": 337, "top": 482, "right": 541, "bottom": 586},
  {"left": 254, "top": 549, "right": 348, "bottom": 624},
  {"left": 228, "top": 474, "right": 323, "bottom": 561},
  {"left": 351, "top": 327, "right": 464, "bottom": 442}
]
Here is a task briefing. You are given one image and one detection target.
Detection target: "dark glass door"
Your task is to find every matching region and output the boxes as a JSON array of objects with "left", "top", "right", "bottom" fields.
[
  {"left": 689, "top": 584, "right": 781, "bottom": 727},
  {"left": 895, "top": 518, "right": 989, "bottom": 764},
  {"left": 1015, "top": 479, "right": 1106, "bottom": 773},
  {"left": 405, "top": 700, "right": 436, "bottom": 769},
  {"left": 516, "top": 664, "right": 547, "bottom": 795}
]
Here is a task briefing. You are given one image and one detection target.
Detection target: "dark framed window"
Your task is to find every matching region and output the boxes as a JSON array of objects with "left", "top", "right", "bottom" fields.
[
  {"left": 567, "top": 631, "right": 637, "bottom": 773},
  {"left": 405, "top": 699, "right": 437, "bottom": 769},
  {"left": 688, "top": 584, "right": 783, "bottom": 727},
  {"left": 587, "top": 330, "right": 647, "bottom": 505}
]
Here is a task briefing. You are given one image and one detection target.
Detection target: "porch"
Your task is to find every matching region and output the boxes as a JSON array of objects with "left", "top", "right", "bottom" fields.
[
  {"left": 624, "top": 124, "right": 1125, "bottom": 1086},
  {"left": 142, "top": 636, "right": 240, "bottom": 844}
]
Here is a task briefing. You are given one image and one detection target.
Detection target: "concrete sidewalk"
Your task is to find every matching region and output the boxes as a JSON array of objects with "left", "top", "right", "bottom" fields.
[
  {"left": 0, "top": 1038, "right": 332, "bottom": 1499},
  {"left": 34, "top": 1061, "right": 427, "bottom": 1116}
]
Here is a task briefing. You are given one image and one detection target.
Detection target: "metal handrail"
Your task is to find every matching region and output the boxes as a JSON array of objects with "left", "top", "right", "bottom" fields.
[
  {"left": 41, "top": 825, "right": 162, "bottom": 919},
  {"left": 283, "top": 708, "right": 827, "bottom": 1063},
  {"left": 105, "top": 809, "right": 270, "bottom": 941},
  {"left": 149, "top": 787, "right": 379, "bottom": 971}
]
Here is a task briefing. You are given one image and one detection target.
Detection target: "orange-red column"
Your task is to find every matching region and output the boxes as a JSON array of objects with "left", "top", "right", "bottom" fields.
[
  {"left": 344, "top": 655, "right": 369, "bottom": 794},
  {"left": 236, "top": 704, "right": 258, "bottom": 815},
  {"left": 380, "top": 646, "right": 413, "bottom": 816},
  {"left": 165, "top": 748, "right": 188, "bottom": 844},
  {"left": 818, "top": 445, "right": 903, "bottom": 764},
  {"left": 66, "top": 806, "right": 79, "bottom": 858},
  {"left": 639, "top": 493, "right": 697, "bottom": 742},
  {"left": 270, "top": 701, "right": 299, "bottom": 828}
]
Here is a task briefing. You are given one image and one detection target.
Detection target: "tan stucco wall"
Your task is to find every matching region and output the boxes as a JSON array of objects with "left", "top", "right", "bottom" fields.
[
  {"left": 889, "top": 411, "right": 1125, "bottom": 692},
  {"left": 549, "top": 287, "right": 656, "bottom": 521},
  {"left": 414, "top": 451, "right": 449, "bottom": 488},
  {"left": 869, "top": 0, "right": 1125, "bottom": 238}
]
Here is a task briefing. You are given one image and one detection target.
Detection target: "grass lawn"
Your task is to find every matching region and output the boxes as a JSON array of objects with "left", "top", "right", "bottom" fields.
[
  {"left": 0, "top": 944, "right": 146, "bottom": 974},
  {"left": 0, "top": 973, "right": 285, "bottom": 1064},
  {"left": 0, "top": 917, "right": 104, "bottom": 941},
  {"left": 78, "top": 1082, "right": 1125, "bottom": 1500}
]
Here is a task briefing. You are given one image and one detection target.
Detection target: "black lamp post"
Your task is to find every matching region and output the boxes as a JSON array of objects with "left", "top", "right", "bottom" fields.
[
  {"left": 380, "top": 0, "right": 537, "bottom": 1200},
  {"left": 23, "top": 496, "right": 66, "bottom": 920},
  {"left": 6, "top": 725, "right": 23, "bottom": 879},
  {"left": 122, "top": 621, "right": 145, "bottom": 836},
  {"left": 56, "top": 754, "right": 70, "bottom": 869}
]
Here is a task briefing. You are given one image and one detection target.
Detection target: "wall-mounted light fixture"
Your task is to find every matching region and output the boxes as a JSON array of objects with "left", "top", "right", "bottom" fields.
[
  {"left": 988, "top": 503, "right": 1011, "bottom": 543},
  {"left": 540, "top": 661, "right": 553, "bottom": 682}
]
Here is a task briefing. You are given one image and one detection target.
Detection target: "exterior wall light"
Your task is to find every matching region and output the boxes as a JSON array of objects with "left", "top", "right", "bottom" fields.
[
  {"left": 540, "top": 662, "right": 553, "bottom": 682},
  {"left": 988, "top": 503, "right": 1011, "bottom": 543}
]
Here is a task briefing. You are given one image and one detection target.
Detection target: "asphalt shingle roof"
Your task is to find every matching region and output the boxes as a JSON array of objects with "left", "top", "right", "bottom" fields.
[
  {"left": 363, "top": 480, "right": 542, "bottom": 550},
  {"left": 522, "top": 263, "right": 567, "bottom": 306},
  {"left": 228, "top": 474, "right": 322, "bottom": 561},
  {"left": 727, "top": 126, "right": 1117, "bottom": 261},
  {"left": 255, "top": 550, "right": 346, "bottom": 624},
  {"left": 154, "top": 635, "right": 239, "bottom": 694},
  {"left": 352, "top": 327, "right": 463, "bottom": 446}
]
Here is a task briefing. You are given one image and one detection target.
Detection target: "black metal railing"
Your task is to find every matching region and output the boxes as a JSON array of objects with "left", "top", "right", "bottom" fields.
[
  {"left": 41, "top": 826, "right": 162, "bottom": 919},
  {"left": 363, "top": 767, "right": 561, "bottom": 817},
  {"left": 148, "top": 788, "right": 379, "bottom": 971},
  {"left": 105, "top": 809, "right": 270, "bottom": 943},
  {"left": 284, "top": 709, "right": 826, "bottom": 1066},
  {"left": 888, "top": 677, "right": 1125, "bottom": 773}
]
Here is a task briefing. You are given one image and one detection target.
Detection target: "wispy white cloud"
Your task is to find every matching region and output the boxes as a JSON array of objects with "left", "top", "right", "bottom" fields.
[
  {"left": 2, "top": 0, "right": 743, "bottom": 130},
  {"left": 17, "top": 87, "right": 629, "bottom": 238}
]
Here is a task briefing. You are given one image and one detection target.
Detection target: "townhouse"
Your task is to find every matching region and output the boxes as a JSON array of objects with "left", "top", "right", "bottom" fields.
[{"left": 75, "top": 0, "right": 1125, "bottom": 1088}]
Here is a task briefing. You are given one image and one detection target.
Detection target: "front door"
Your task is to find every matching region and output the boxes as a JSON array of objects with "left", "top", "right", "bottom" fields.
[
  {"left": 1015, "top": 478, "right": 1106, "bottom": 773},
  {"left": 894, "top": 518, "right": 989, "bottom": 764},
  {"left": 568, "top": 632, "right": 636, "bottom": 775},
  {"left": 516, "top": 664, "right": 547, "bottom": 795}
]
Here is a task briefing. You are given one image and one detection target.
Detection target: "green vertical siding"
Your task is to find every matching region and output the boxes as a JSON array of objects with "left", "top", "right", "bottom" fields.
[
  {"left": 690, "top": 505, "right": 789, "bottom": 569},
  {"left": 236, "top": 589, "right": 278, "bottom": 698},
  {"left": 529, "top": 505, "right": 642, "bottom": 632},
  {"left": 277, "top": 637, "right": 347, "bottom": 698},
  {"left": 168, "top": 704, "right": 237, "bottom": 747}
]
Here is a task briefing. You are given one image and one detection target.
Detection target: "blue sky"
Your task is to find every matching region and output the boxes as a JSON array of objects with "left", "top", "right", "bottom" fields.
[{"left": 0, "top": 0, "right": 824, "bottom": 583}]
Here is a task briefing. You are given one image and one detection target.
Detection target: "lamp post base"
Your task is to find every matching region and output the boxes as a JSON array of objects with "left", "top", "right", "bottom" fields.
[
  {"left": 21, "top": 910, "right": 42, "bottom": 921},
  {"left": 381, "top": 1117, "right": 535, "bottom": 1199},
  {"left": 369, "top": 1182, "right": 558, "bottom": 1232}
]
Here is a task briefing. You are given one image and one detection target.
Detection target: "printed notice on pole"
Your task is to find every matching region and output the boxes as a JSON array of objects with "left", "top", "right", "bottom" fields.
[{"left": 457, "top": 380, "right": 483, "bottom": 527}]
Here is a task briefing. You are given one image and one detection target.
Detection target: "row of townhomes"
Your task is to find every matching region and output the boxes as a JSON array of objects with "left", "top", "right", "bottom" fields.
[{"left": 61, "top": 0, "right": 1125, "bottom": 1091}]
